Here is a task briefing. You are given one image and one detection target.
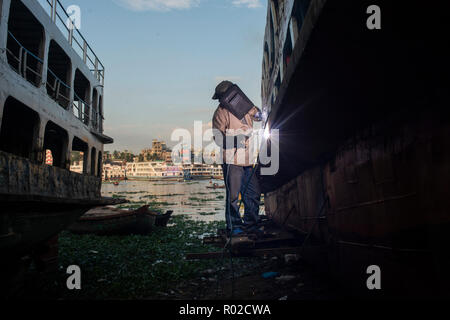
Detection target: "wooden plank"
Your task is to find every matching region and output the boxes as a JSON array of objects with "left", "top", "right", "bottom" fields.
[{"left": 186, "top": 247, "right": 304, "bottom": 260}]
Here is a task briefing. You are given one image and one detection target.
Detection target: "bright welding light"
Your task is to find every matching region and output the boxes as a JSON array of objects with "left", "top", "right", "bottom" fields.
[
  {"left": 262, "top": 110, "right": 268, "bottom": 123},
  {"left": 263, "top": 126, "right": 271, "bottom": 140}
]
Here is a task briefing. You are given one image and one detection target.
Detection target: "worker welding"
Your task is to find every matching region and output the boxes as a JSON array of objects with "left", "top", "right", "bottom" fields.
[
  {"left": 2, "top": 0, "right": 449, "bottom": 308},
  {"left": 211, "top": 80, "right": 272, "bottom": 237}
]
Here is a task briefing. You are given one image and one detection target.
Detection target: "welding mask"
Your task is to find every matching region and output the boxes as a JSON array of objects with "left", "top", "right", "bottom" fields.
[{"left": 218, "top": 84, "right": 255, "bottom": 121}]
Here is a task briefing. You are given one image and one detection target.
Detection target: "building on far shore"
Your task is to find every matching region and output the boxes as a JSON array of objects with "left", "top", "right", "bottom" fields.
[
  {"left": 139, "top": 140, "right": 171, "bottom": 162},
  {"left": 152, "top": 139, "right": 167, "bottom": 158},
  {"left": 102, "top": 161, "right": 126, "bottom": 180}
]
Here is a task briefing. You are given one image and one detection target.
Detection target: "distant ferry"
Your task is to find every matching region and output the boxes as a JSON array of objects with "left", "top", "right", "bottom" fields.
[
  {"left": 182, "top": 164, "right": 223, "bottom": 181},
  {"left": 211, "top": 166, "right": 224, "bottom": 180},
  {"left": 125, "top": 161, "right": 183, "bottom": 181}
]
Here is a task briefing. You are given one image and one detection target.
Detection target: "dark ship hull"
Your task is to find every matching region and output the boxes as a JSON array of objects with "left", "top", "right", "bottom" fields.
[
  {"left": 0, "top": 152, "right": 122, "bottom": 259},
  {"left": 260, "top": 0, "right": 450, "bottom": 297}
]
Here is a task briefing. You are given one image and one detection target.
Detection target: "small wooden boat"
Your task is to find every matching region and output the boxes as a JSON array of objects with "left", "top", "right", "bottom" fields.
[
  {"left": 113, "top": 181, "right": 120, "bottom": 186},
  {"left": 207, "top": 183, "right": 225, "bottom": 190},
  {"left": 68, "top": 205, "right": 158, "bottom": 236},
  {"left": 154, "top": 210, "right": 173, "bottom": 227}
]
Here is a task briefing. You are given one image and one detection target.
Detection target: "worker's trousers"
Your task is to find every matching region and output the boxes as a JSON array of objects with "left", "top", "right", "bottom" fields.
[{"left": 222, "top": 164, "right": 261, "bottom": 232}]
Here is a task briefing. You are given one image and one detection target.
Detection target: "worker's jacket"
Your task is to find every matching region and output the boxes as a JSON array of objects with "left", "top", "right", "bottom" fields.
[{"left": 212, "top": 105, "right": 259, "bottom": 167}]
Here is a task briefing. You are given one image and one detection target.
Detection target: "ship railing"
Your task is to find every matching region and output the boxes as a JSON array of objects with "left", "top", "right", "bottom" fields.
[
  {"left": 41, "top": 0, "right": 105, "bottom": 85},
  {"left": 72, "top": 92, "right": 91, "bottom": 125},
  {"left": 6, "top": 31, "right": 43, "bottom": 87},
  {"left": 91, "top": 109, "right": 99, "bottom": 131},
  {"left": 46, "top": 68, "right": 71, "bottom": 109}
]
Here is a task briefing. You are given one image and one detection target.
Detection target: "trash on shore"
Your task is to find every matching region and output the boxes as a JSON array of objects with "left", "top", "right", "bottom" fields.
[
  {"left": 261, "top": 272, "right": 280, "bottom": 279},
  {"left": 275, "top": 275, "right": 297, "bottom": 283}
]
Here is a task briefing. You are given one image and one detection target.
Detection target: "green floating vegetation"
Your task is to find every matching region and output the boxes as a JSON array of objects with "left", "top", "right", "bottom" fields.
[
  {"left": 118, "top": 191, "right": 144, "bottom": 195},
  {"left": 139, "top": 195, "right": 157, "bottom": 200},
  {"left": 24, "top": 216, "right": 240, "bottom": 300},
  {"left": 117, "top": 200, "right": 177, "bottom": 210},
  {"left": 188, "top": 197, "right": 216, "bottom": 202}
]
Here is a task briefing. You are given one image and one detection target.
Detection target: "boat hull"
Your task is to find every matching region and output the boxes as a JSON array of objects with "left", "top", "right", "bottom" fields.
[
  {"left": 0, "top": 152, "right": 124, "bottom": 260},
  {"left": 260, "top": 0, "right": 450, "bottom": 297},
  {"left": 68, "top": 206, "right": 158, "bottom": 236},
  {"left": 265, "top": 110, "right": 450, "bottom": 297}
]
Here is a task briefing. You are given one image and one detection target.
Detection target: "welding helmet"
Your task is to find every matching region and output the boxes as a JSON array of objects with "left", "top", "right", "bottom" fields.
[
  {"left": 218, "top": 84, "right": 255, "bottom": 121},
  {"left": 212, "top": 81, "right": 234, "bottom": 100}
]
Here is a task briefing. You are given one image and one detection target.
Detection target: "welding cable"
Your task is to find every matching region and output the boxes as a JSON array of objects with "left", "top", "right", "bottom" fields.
[
  {"left": 225, "top": 162, "right": 236, "bottom": 298},
  {"left": 219, "top": 109, "right": 272, "bottom": 298},
  {"left": 219, "top": 148, "right": 238, "bottom": 299}
]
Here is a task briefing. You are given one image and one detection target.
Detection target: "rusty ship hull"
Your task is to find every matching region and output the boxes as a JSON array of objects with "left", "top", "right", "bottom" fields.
[{"left": 260, "top": 0, "right": 450, "bottom": 297}]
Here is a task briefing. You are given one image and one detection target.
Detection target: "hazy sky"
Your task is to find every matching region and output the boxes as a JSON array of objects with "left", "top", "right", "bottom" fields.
[{"left": 43, "top": 0, "right": 268, "bottom": 153}]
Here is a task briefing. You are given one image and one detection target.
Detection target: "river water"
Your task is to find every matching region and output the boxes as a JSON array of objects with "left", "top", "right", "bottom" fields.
[
  {"left": 101, "top": 179, "right": 265, "bottom": 223},
  {"left": 101, "top": 179, "right": 226, "bottom": 222}
]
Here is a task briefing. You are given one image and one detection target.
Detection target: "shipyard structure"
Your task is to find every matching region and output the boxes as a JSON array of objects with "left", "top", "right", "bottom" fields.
[
  {"left": 0, "top": 0, "right": 117, "bottom": 285},
  {"left": 260, "top": 0, "right": 449, "bottom": 297}
]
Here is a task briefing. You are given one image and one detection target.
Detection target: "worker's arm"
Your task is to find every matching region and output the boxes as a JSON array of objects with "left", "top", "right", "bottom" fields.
[{"left": 212, "top": 107, "right": 229, "bottom": 149}]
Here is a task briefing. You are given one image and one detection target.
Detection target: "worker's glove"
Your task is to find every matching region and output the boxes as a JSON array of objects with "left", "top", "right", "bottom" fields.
[
  {"left": 253, "top": 111, "right": 263, "bottom": 122},
  {"left": 249, "top": 107, "right": 263, "bottom": 122}
]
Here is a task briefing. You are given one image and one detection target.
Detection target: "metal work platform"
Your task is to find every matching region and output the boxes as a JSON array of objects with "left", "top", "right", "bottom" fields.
[{"left": 186, "top": 218, "right": 305, "bottom": 260}]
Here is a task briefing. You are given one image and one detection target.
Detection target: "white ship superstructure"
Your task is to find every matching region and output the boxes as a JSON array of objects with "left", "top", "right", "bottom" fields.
[{"left": 126, "top": 161, "right": 183, "bottom": 180}]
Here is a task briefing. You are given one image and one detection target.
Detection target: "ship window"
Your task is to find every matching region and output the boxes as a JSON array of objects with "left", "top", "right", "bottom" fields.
[
  {"left": 269, "top": 11, "right": 275, "bottom": 71},
  {"left": 71, "top": 137, "right": 88, "bottom": 174},
  {"left": 97, "top": 152, "right": 102, "bottom": 177},
  {"left": 47, "top": 40, "right": 72, "bottom": 109},
  {"left": 98, "top": 95, "right": 104, "bottom": 132},
  {"left": 92, "top": 89, "right": 99, "bottom": 131},
  {"left": 292, "top": 0, "right": 312, "bottom": 35},
  {"left": 43, "top": 121, "right": 69, "bottom": 169},
  {"left": 283, "top": 24, "right": 293, "bottom": 76},
  {"left": 6, "top": 0, "right": 45, "bottom": 87},
  {"left": 275, "top": 71, "right": 281, "bottom": 93},
  {"left": 70, "top": 151, "right": 84, "bottom": 174},
  {"left": 91, "top": 147, "right": 97, "bottom": 175},
  {"left": 45, "top": 150, "right": 53, "bottom": 166},
  {"left": 271, "top": 0, "right": 279, "bottom": 26},
  {"left": 0, "top": 97, "right": 40, "bottom": 160},
  {"left": 73, "top": 69, "right": 91, "bottom": 125},
  {"left": 264, "top": 42, "right": 270, "bottom": 76}
]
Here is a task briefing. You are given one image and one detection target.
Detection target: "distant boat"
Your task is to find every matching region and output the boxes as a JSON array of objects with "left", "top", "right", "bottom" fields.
[
  {"left": 125, "top": 162, "right": 184, "bottom": 181},
  {"left": 68, "top": 206, "right": 172, "bottom": 235},
  {"left": 207, "top": 183, "right": 225, "bottom": 190},
  {"left": 183, "top": 169, "right": 193, "bottom": 181},
  {"left": 113, "top": 181, "right": 119, "bottom": 186}
]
